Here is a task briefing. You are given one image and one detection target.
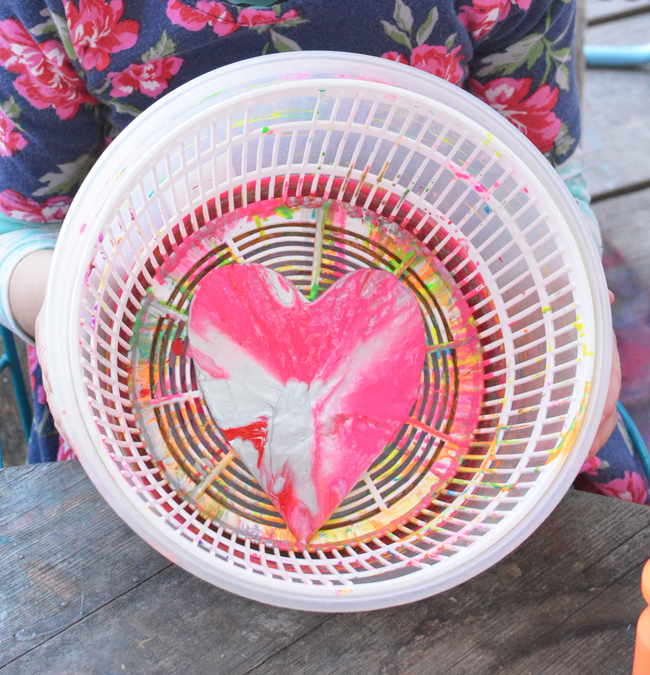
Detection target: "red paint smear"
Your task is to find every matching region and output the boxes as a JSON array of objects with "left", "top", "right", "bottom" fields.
[
  {"left": 222, "top": 419, "right": 269, "bottom": 467},
  {"left": 171, "top": 338, "right": 185, "bottom": 356}
]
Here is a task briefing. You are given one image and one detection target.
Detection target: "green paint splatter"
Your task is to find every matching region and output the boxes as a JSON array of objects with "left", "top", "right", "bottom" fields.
[
  {"left": 131, "top": 308, "right": 145, "bottom": 339},
  {"left": 275, "top": 204, "right": 294, "bottom": 219},
  {"left": 307, "top": 283, "right": 323, "bottom": 301},
  {"left": 253, "top": 214, "right": 265, "bottom": 234},
  {"left": 262, "top": 126, "right": 270, "bottom": 133}
]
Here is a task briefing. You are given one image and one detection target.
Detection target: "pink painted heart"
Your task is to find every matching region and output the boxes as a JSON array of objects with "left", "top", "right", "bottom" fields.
[{"left": 188, "top": 263, "right": 427, "bottom": 542}]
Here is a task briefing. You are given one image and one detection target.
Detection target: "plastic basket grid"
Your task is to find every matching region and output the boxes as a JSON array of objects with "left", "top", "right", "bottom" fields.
[{"left": 60, "top": 77, "right": 597, "bottom": 604}]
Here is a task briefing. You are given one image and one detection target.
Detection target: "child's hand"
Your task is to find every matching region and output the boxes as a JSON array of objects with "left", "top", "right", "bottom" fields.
[{"left": 587, "top": 291, "right": 622, "bottom": 460}]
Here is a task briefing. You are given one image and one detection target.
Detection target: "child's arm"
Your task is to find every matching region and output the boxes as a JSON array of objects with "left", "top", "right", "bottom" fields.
[
  {"left": 591, "top": 303, "right": 621, "bottom": 458},
  {"left": 0, "top": 229, "right": 57, "bottom": 343},
  {"left": 8, "top": 248, "right": 52, "bottom": 340}
]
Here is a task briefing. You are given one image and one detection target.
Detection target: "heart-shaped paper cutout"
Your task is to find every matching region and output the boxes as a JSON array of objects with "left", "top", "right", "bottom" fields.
[{"left": 189, "top": 263, "right": 427, "bottom": 542}]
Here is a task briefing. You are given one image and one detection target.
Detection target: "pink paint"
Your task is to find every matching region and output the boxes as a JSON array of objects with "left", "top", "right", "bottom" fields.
[
  {"left": 189, "top": 263, "right": 427, "bottom": 542},
  {"left": 154, "top": 198, "right": 298, "bottom": 285}
]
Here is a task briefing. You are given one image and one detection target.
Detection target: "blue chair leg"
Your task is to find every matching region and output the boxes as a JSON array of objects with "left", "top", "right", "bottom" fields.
[
  {"left": 0, "top": 326, "right": 33, "bottom": 467},
  {"left": 585, "top": 44, "right": 650, "bottom": 67},
  {"left": 618, "top": 401, "right": 650, "bottom": 484}
]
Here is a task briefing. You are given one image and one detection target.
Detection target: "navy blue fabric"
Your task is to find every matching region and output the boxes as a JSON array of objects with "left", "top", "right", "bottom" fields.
[
  {"left": 575, "top": 417, "right": 650, "bottom": 505},
  {"left": 0, "top": 0, "right": 580, "bottom": 219}
]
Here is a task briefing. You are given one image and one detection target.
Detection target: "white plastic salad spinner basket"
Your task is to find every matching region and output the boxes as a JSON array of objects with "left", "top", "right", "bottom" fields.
[{"left": 46, "top": 52, "right": 611, "bottom": 612}]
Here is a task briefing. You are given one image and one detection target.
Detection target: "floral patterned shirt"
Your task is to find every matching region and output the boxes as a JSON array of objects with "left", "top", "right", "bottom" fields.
[{"left": 0, "top": 0, "right": 584, "bottom": 339}]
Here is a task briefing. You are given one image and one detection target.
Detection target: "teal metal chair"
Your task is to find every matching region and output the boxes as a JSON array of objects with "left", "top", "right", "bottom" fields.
[
  {"left": 0, "top": 326, "right": 33, "bottom": 467},
  {"left": 618, "top": 401, "right": 650, "bottom": 485}
]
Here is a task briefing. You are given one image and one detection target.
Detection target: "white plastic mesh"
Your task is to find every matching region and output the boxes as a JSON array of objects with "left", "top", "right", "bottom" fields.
[{"left": 72, "top": 81, "right": 591, "bottom": 591}]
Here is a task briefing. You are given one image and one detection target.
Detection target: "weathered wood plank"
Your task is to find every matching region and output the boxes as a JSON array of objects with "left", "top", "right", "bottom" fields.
[
  {"left": 593, "top": 187, "right": 650, "bottom": 288},
  {"left": 445, "top": 504, "right": 650, "bottom": 674},
  {"left": 242, "top": 491, "right": 650, "bottom": 675},
  {"left": 582, "top": 14, "right": 650, "bottom": 197},
  {"left": 4, "top": 471, "right": 647, "bottom": 675},
  {"left": 0, "top": 464, "right": 36, "bottom": 491},
  {"left": 499, "top": 559, "right": 649, "bottom": 674},
  {"left": 1, "top": 564, "right": 331, "bottom": 675},
  {"left": 587, "top": 0, "right": 650, "bottom": 25},
  {"left": 2, "top": 464, "right": 649, "bottom": 675},
  {"left": 0, "top": 461, "right": 172, "bottom": 668},
  {"left": 0, "top": 462, "right": 331, "bottom": 675},
  {"left": 588, "top": 6, "right": 650, "bottom": 41}
]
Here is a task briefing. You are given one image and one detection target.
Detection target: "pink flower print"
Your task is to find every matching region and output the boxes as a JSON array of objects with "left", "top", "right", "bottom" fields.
[
  {"left": 166, "top": 0, "right": 238, "bottom": 37},
  {"left": 0, "top": 109, "right": 26, "bottom": 157},
  {"left": 107, "top": 56, "right": 183, "bottom": 98},
  {"left": 470, "top": 77, "right": 561, "bottom": 153},
  {"left": 0, "top": 19, "right": 97, "bottom": 120},
  {"left": 37, "top": 384, "right": 48, "bottom": 405},
  {"left": 580, "top": 455, "right": 602, "bottom": 476},
  {"left": 0, "top": 189, "right": 72, "bottom": 222},
  {"left": 410, "top": 44, "right": 465, "bottom": 84},
  {"left": 381, "top": 51, "right": 409, "bottom": 65},
  {"left": 597, "top": 471, "right": 648, "bottom": 505},
  {"left": 27, "top": 344, "right": 38, "bottom": 389},
  {"left": 64, "top": 0, "right": 140, "bottom": 72},
  {"left": 57, "top": 436, "right": 77, "bottom": 461},
  {"left": 459, "top": 0, "right": 532, "bottom": 40},
  {"left": 237, "top": 7, "right": 300, "bottom": 27},
  {"left": 459, "top": 0, "right": 510, "bottom": 40}
]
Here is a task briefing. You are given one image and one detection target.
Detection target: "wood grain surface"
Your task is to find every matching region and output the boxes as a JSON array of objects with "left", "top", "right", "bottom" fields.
[
  {"left": 1, "top": 462, "right": 648, "bottom": 675},
  {"left": 582, "top": 13, "right": 650, "bottom": 198},
  {"left": 595, "top": 187, "right": 650, "bottom": 286},
  {"left": 586, "top": 0, "right": 650, "bottom": 25}
]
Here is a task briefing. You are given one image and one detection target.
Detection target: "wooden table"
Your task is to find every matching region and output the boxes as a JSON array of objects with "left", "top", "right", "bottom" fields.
[{"left": 0, "top": 462, "right": 648, "bottom": 674}]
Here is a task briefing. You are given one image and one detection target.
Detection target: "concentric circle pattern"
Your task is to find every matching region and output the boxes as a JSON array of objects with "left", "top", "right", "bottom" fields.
[{"left": 132, "top": 196, "right": 485, "bottom": 551}]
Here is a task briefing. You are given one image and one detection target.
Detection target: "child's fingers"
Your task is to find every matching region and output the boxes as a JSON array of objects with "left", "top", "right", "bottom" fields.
[
  {"left": 588, "top": 406, "right": 619, "bottom": 461},
  {"left": 587, "top": 330, "right": 621, "bottom": 460},
  {"left": 34, "top": 310, "right": 47, "bottom": 381},
  {"left": 35, "top": 309, "right": 69, "bottom": 443}
]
